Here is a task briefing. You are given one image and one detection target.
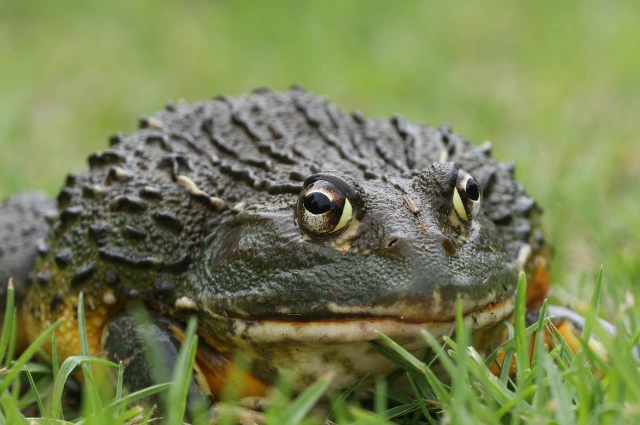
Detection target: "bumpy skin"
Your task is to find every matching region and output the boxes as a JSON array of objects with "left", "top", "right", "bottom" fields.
[
  {"left": 0, "top": 193, "right": 55, "bottom": 305},
  {"left": 18, "top": 87, "right": 550, "bottom": 396}
]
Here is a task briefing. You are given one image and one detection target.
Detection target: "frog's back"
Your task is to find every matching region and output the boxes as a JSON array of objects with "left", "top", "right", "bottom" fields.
[{"left": 21, "top": 87, "right": 548, "bottom": 358}]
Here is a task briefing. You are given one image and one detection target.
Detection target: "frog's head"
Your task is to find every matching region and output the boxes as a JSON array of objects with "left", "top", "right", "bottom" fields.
[{"left": 197, "top": 162, "right": 517, "bottom": 337}]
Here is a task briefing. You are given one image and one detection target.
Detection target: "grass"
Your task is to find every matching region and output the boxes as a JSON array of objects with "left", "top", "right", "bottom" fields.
[
  {"left": 1, "top": 0, "right": 639, "bottom": 423},
  {"left": 2, "top": 271, "right": 640, "bottom": 424}
]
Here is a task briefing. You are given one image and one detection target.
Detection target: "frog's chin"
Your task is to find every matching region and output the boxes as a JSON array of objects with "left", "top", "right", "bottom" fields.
[{"left": 216, "top": 296, "right": 514, "bottom": 344}]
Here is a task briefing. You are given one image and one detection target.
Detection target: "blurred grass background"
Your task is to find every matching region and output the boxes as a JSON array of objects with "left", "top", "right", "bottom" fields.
[{"left": 0, "top": 0, "right": 638, "bottom": 309}]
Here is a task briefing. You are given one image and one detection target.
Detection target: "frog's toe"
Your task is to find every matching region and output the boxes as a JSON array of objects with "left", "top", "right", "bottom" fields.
[
  {"left": 208, "top": 403, "right": 267, "bottom": 425},
  {"left": 234, "top": 396, "right": 273, "bottom": 412}
]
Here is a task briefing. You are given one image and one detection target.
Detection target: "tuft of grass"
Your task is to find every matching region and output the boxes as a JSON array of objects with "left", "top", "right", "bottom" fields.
[{"left": 1, "top": 269, "right": 640, "bottom": 424}]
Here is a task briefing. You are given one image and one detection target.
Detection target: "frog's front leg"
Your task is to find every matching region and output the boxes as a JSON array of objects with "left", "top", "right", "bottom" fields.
[
  {"left": 102, "top": 312, "right": 270, "bottom": 423},
  {"left": 102, "top": 313, "right": 213, "bottom": 419}
]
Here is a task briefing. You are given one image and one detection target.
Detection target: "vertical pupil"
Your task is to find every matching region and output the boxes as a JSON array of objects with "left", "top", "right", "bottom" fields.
[
  {"left": 466, "top": 179, "right": 480, "bottom": 201},
  {"left": 304, "top": 192, "right": 332, "bottom": 214}
]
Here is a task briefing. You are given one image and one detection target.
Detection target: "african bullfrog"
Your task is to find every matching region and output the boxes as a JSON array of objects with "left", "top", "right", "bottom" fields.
[{"left": 1, "top": 86, "right": 571, "bottom": 417}]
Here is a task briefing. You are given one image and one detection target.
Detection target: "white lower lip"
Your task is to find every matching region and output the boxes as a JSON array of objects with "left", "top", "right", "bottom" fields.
[{"left": 224, "top": 296, "right": 514, "bottom": 344}]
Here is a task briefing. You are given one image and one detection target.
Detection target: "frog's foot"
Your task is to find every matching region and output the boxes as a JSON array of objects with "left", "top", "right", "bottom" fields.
[
  {"left": 209, "top": 402, "right": 267, "bottom": 424},
  {"left": 492, "top": 304, "right": 636, "bottom": 375},
  {"left": 102, "top": 313, "right": 213, "bottom": 420},
  {"left": 529, "top": 305, "right": 640, "bottom": 361},
  {"left": 232, "top": 396, "right": 273, "bottom": 412},
  {"left": 102, "top": 312, "right": 272, "bottom": 422}
]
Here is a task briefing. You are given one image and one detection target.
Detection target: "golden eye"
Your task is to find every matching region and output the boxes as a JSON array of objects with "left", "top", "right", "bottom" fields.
[
  {"left": 453, "top": 170, "right": 482, "bottom": 222},
  {"left": 296, "top": 180, "right": 353, "bottom": 236}
]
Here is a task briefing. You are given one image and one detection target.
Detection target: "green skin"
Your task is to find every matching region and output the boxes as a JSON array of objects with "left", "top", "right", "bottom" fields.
[
  {"left": 195, "top": 166, "right": 516, "bottom": 322},
  {"left": 1, "top": 87, "right": 550, "bottom": 414}
]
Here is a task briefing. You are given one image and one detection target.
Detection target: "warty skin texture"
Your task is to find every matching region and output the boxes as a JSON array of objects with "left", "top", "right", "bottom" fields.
[{"left": 1, "top": 87, "right": 548, "bottom": 396}]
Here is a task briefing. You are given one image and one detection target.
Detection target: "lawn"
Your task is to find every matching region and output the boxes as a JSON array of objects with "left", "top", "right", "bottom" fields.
[{"left": 0, "top": 1, "right": 639, "bottom": 423}]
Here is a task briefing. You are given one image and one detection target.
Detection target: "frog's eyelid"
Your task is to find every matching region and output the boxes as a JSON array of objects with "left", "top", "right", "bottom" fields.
[
  {"left": 453, "top": 170, "right": 483, "bottom": 222},
  {"left": 453, "top": 188, "right": 469, "bottom": 221},
  {"left": 332, "top": 198, "right": 353, "bottom": 232}
]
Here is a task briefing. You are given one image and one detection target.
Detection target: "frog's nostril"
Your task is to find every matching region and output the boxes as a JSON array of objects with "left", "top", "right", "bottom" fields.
[{"left": 385, "top": 237, "right": 399, "bottom": 248}]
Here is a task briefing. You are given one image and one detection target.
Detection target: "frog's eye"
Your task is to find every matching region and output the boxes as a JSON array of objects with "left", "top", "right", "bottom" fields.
[
  {"left": 296, "top": 180, "right": 353, "bottom": 236},
  {"left": 453, "top": 170, "right": 482, "bottom": 222}
]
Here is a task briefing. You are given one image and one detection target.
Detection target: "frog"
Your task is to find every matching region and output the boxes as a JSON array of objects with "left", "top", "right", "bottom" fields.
[{"left": 1, "top": 86, "right": 584, "bottom": 419}]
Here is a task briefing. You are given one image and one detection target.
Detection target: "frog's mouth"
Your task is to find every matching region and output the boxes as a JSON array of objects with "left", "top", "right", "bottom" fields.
[{"left": 203, "top": 296, "right": 514, "bottom": 344}]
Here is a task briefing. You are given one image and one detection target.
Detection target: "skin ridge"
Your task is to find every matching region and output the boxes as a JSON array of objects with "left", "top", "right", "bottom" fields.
[{"left": 16, "top": 87, "right": 548, "bottom": 361}]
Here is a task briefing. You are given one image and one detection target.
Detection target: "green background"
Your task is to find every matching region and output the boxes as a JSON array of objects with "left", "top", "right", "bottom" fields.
[{"left": 1, "top": 0, "right": 638, "bottom": 307}]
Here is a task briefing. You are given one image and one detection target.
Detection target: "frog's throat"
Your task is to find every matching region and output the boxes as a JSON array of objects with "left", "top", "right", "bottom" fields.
[{"left": 214, "top": 296, "right": 514, "bottom": 344}]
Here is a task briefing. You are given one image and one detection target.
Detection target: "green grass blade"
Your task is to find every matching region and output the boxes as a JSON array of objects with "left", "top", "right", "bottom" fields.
[
  {"left": 534, "top": 300, "right": 549, "bottom": 413},
  {"left": 23, "top": 367, "right": 45, "bottom": 417},
  {"left": 409, "top": 371, "right": 437, "bottom": 401},
  {"left": 382, "top": 402, "right": 420, "bottom": 419},
  {"left": 417, "top": 334, "right": 452, "bottom": 404},
  {"left": 114, "top": 360, "right": 124, "bottom": 416},
  {"left": 20, "top": 362, "right": 51, "bottom": 374},
  {"left": 163, "top": 315, "right": 199, "bottom": 425},
  {"left": 452, "top": 296, "right": 469, "bottom": 409},
  {"left": 368, "top": 341, "right": 426, "bottom": 376},
  {"left": 627, "top": 328, "right": 640, "bottom": 352},
  {"left": 4, "top": 307, "right": 17, "bottom": 368},
  {"left": 273, "top": 372, "right": 333, "bottom": 425},
  {"left": 0, "top": 317, "right": 64, "bottom": 394},
  {"left": 75, "top": 292, "right": 104, "bottom": 418},
  {"left": 0, "top": 279, "right": 15, "bottom": 365},
  {"left": 492, "top": 385, "right": 538, "bottom": 419},
  {"left": 349, "top": 406, "right": 396, "bottom": 425},
  {"left": 590, "top": 265, "right": 604, "bottom": 311},
  {"left": 386, "top": 391, "right": 413, "bottom": 405},
  {"left": 375, "top": 331, "right": 427, "bottom": 374},
  {"left": 23, "top": 420, "right": 74, "bottom": 425},
  {"left": 458, "top": 348, "right": 514, "bottom": 406},
  {"left": 51, "top": 333, "right": 59, "bottom": 382},
  {"left": 76, "top": 293, "right": 93, "bottom": 379},
  {"left": 17, "top": 375, "right": 52, "bottom": 411},
  {"left": 420, "top": 329, "right": 457, "bottom": 379},
  {"left": 329, "top": 371, "right": 369, "bottom": 418},
  {"left": 49, "top": 356, "right": 118, "bottom": 419},
  {"left": 514, "top": 272, "right": 530, "bottom": 386},
  {"left": 34, "top": 349, "right": 52, "bottom": 366},
  {"left": 583, "top": 265, "right": 604, "bottom": 341},
  {"left": 374, "top": 376, "right": 387, "bottom": 416},
  {"left": 498, "top": 349, "right": 514, "bottom": 385},
  {"left": 0, "top": 390, "right": 29, "bottom": 425},
  {"left": 544, "top": 354, "right": 575, "bottom": 424},
  {"left": 407, "top": 373, "right": 437, "bottom": 425},
  {"left": 106, "top": 382, "right": 171, "bottom": 411}
]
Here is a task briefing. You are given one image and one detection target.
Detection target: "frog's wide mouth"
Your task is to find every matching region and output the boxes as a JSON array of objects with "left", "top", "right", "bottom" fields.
[{"left": 204, "top": 296, "right": 514, "bottom": 344}]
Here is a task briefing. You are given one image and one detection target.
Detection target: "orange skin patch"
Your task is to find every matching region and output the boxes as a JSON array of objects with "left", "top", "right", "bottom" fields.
[
  {"left": 196, "top": 350, "right": 270, "bottom": 400},
  {"left": 526, "top": 254, "right": 551, "bottom": 308},
  {"left": 490, "top": 319, "right": 602, "bottom": 376},
  {"left": 22, "top": 293, "right": 117, "bottom": 361},
  {"left": 23, "top": 295, "right": 269, "bottom": 400},
  {"left": 169, "top": 324, "right": 270, "bottom": 400}
]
